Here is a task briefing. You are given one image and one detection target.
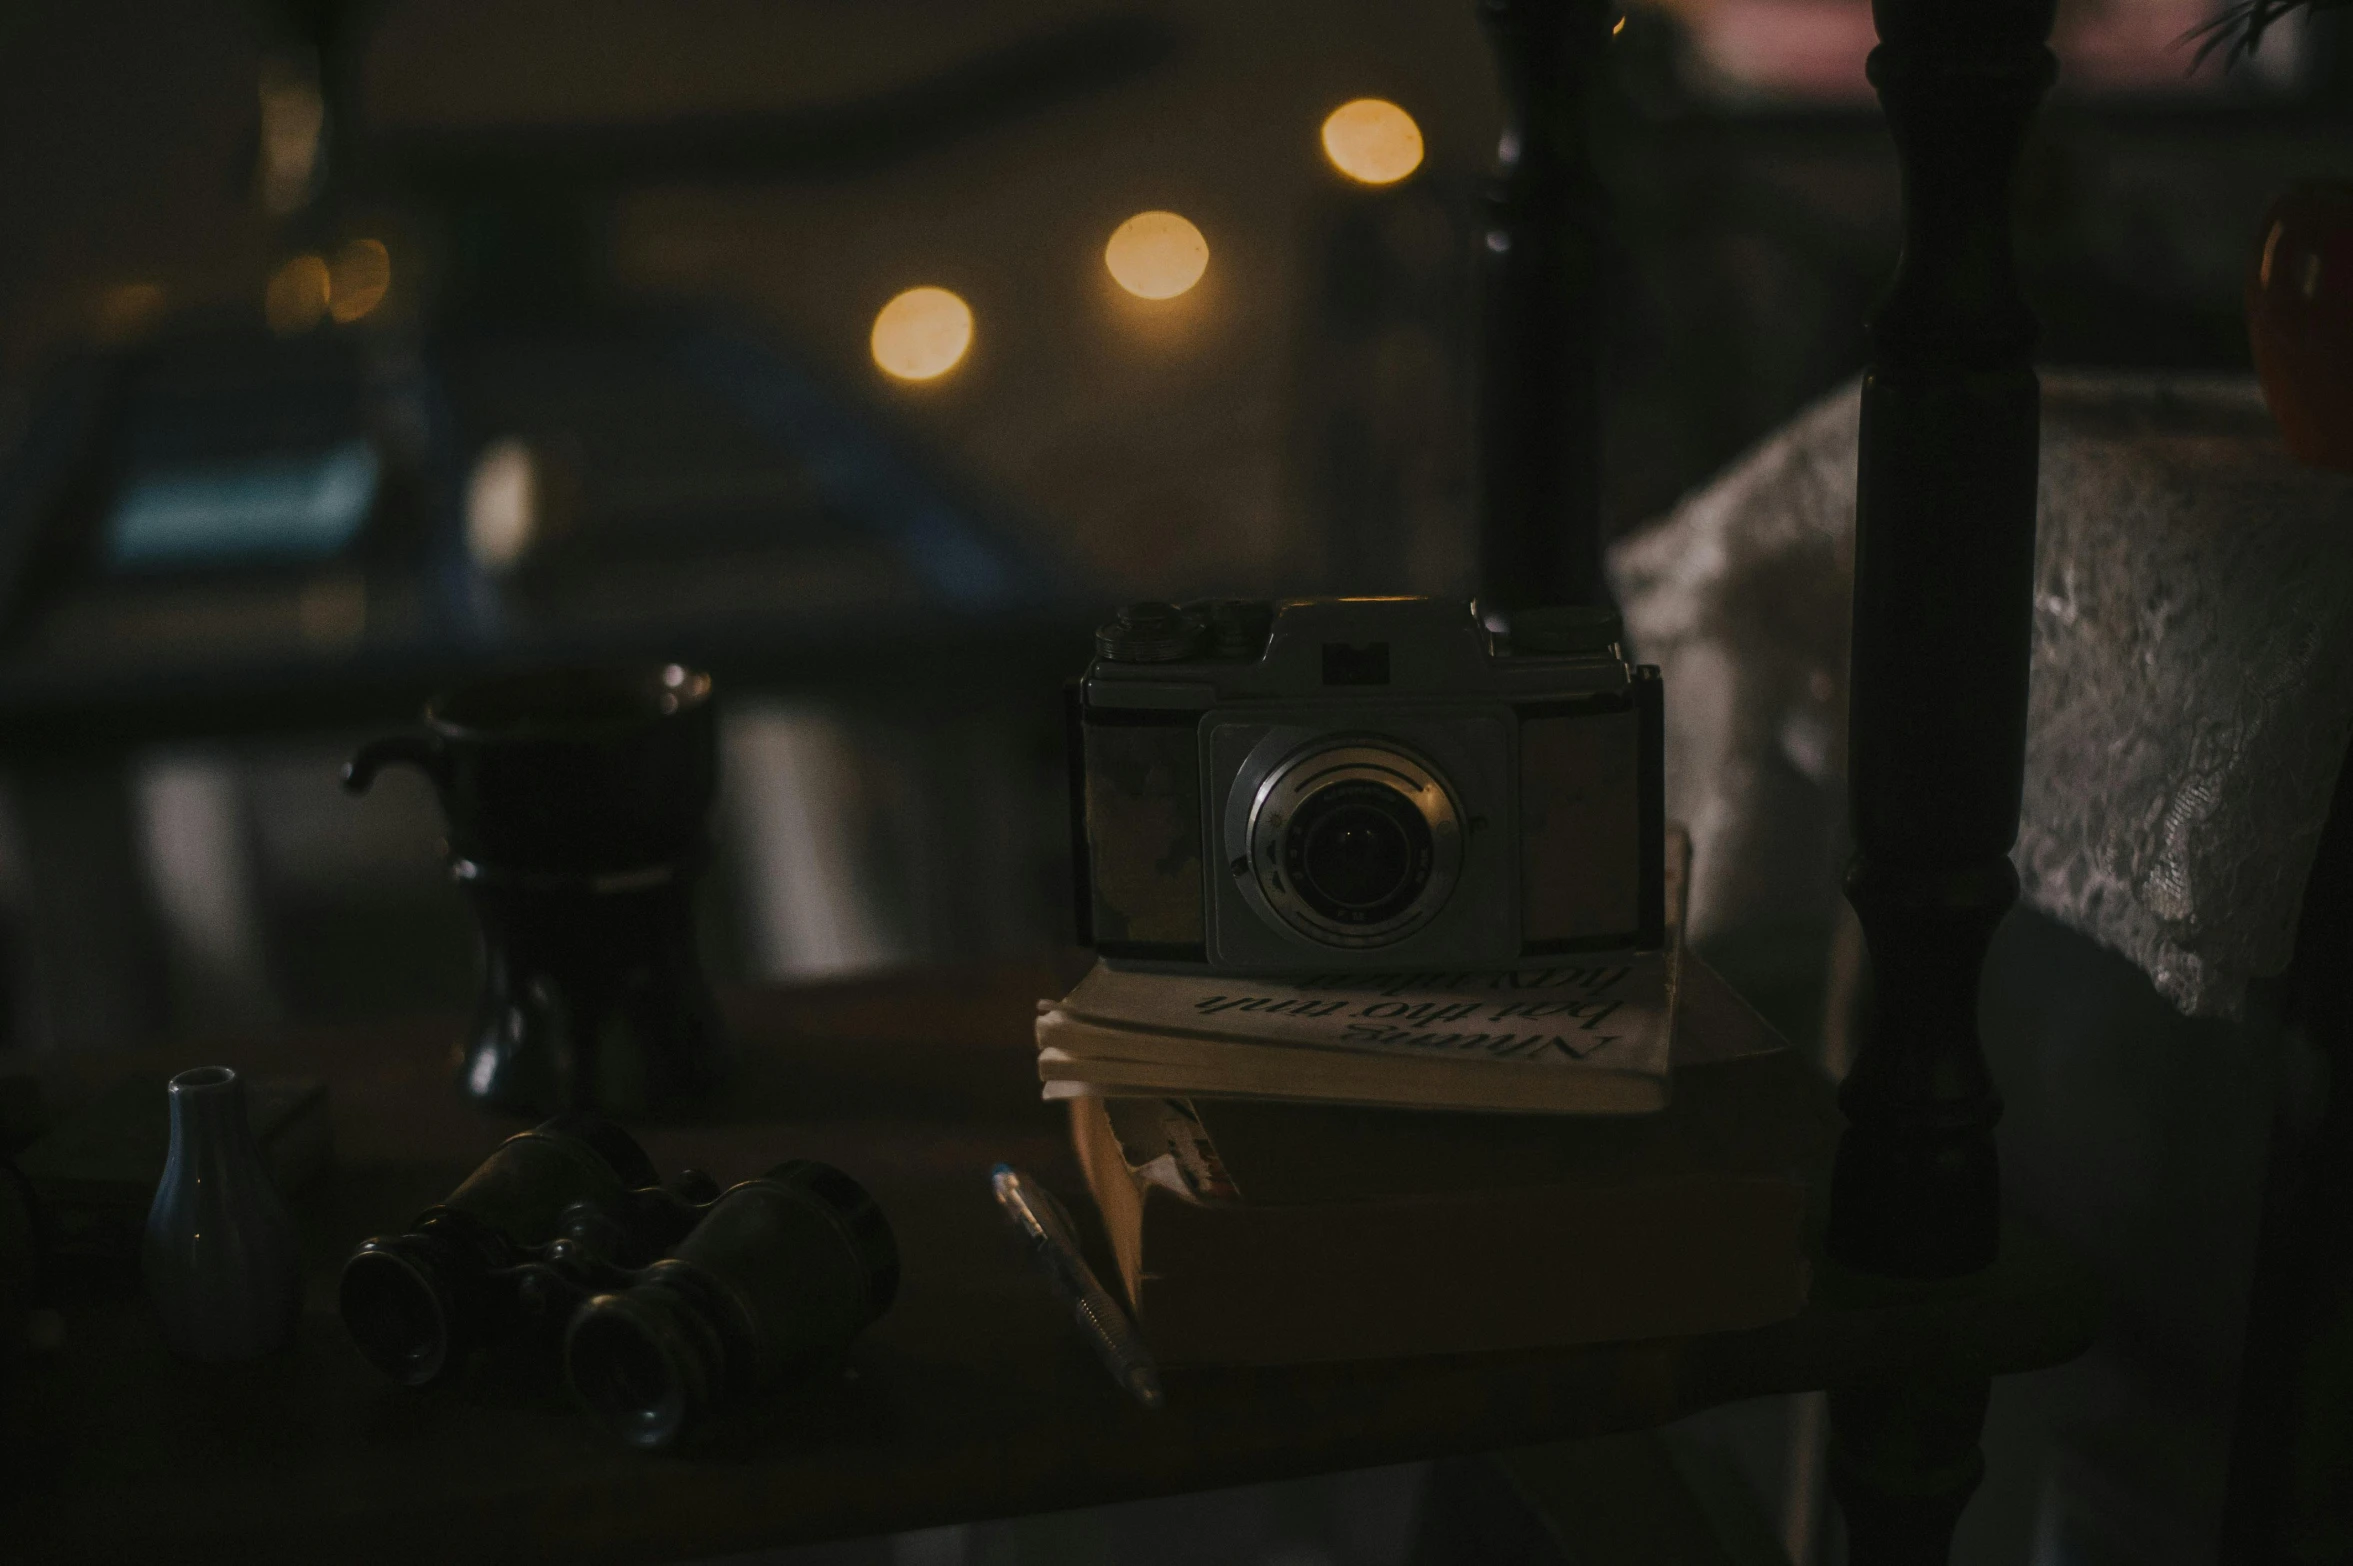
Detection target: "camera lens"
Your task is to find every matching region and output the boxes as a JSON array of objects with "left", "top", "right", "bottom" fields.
[
  {"left": 1245, "top": 740, "right": 1462, "bottom": 948},
  {"left": 1283, "top": 779, "right": 1434, "bottom": 925}
]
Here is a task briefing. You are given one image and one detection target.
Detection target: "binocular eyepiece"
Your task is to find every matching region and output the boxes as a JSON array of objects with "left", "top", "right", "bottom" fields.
[
  {"left": 340, "top": 1112, "right": 676, "bottom": 1386},
  {"left": 567, "top": 1160, "right": 898, "bottom": 1448},
  {"left": 340, "top": 1116, "right": 896, "bottom": 1448}
]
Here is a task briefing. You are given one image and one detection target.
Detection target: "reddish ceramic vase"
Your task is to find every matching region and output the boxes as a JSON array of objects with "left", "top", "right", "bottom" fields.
[{"left": 2249, "top": 181, "right": 2353, "bottom": 473}]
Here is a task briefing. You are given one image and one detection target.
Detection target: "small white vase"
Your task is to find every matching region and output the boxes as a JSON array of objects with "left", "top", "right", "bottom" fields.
[{"left": 143, "top": 1066, "right": 301, "bottom": 1360}]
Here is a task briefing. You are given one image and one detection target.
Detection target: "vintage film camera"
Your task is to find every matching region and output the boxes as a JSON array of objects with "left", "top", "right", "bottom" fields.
[{"left": 1068, "top": 597, "right": 1663, "bottom": 971}]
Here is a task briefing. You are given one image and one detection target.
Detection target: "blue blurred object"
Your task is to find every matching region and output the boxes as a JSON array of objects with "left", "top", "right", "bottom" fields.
[
  {"left": 108, "top": 438, "right": 379, "bottom": 571},
  {"left": 0, "top": 307, "right": 1078, "bottom": 729},
  {"left": 677, "top": 329, "right": 1023, "bottom": 613}
]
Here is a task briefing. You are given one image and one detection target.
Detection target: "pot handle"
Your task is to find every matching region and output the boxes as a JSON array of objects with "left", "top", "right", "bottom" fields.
[{"left": 342, "top": 734, "right": 447, "bottom": 795}]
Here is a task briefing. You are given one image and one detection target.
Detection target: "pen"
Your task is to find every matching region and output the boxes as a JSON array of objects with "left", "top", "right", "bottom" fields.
[{"left": 991, "top": 1163, "right": 1165, "bottom": 1411}]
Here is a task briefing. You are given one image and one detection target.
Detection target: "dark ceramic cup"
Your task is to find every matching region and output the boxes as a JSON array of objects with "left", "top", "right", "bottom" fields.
[
  {"left": 343, "top": 664, "right": 716, "bottom": 873},
  {"left": 344, "top": 664, "right": 727, "bottom": 1116}
]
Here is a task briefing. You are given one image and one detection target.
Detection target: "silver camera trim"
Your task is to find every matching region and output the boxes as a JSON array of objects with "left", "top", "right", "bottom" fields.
[{"left": 1244, "top": 739, "right": 1464, "bottom": 949}]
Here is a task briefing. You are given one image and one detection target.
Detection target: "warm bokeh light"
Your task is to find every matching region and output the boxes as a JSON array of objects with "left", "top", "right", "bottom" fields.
[
  {"left": 1105, "top": 211, "right": 1209, "bottom": 300},
  {"left": 870, "top": 286, "right": 974, "bottom": 380},
  {"left": 1320, "top": 99, "right": 1425, "bottom": 186},
  {"left": 264, "top": 253, "right": 330, "bottom": 334},
  {"left": 466, "top": 438, "right": 538, "bottom": 573},
  {"left": 328, "top": 239, "right": 391, "bottom": 324},
  {"left": 256, "top": 53, "right": 324, "bottom": 216}
]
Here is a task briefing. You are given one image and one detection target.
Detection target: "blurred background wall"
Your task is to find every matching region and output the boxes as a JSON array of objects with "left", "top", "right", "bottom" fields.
[{"left": 7, "top": 0, "right": 2345, "bottom": 613}]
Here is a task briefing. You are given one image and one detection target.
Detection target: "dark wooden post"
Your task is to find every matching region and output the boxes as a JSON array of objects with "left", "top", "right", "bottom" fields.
[
  {"left": 1828, "top": 0, "right": 2055, "bottom": 1557},
  {"left": 1476, "top": 0, "right": 1611, "bottom": 610},
  {"left": 2220, "top": 756, "right": 2353, "bottom": 1557}
]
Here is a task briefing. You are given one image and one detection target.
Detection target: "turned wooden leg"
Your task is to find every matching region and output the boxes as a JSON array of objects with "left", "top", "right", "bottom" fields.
[
  {"left": 1476, "top": 0, "right": 1611, "bottom": 610},
  {"left": 1830, "top": 0, "right": 2056, "bottom": 1560},
  {"left": 1829, "top": 1370, "right": 1994, "bottom": 1566}
]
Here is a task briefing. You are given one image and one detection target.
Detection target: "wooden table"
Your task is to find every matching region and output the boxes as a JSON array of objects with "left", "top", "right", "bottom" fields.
[{"left": 0, "top": 962, "right": 2096, "bottom": 1564}]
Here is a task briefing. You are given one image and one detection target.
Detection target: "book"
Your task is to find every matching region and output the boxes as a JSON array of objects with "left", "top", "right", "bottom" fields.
[
  {"left": 18, "top": 1074, "right": 333, "bottom": 1264},
  {"left": 1068, "top": 957, "right": 1831, "bottom": 1365},
  {"left": 1037, "top": 829, "right": 1702, "bottom": 1115}
]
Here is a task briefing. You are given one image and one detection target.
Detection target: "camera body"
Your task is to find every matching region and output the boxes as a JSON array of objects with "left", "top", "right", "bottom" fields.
[{"left": 1069, "top": 596, "right": 1663, "bottom": 972}]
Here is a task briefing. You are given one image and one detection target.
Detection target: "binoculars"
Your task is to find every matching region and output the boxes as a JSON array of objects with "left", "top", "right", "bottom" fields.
[{"left": 340, "top": 1115, "right": 897, "bottom": 1448}]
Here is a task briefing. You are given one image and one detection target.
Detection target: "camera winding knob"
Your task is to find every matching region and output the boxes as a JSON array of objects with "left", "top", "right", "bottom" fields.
[{"left": 1095, "top": 602, "right": 1201, "bottom": 663}]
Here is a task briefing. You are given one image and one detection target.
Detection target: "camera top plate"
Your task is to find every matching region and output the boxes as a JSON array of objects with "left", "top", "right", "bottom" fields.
[{"left": 1083, "top": 597, "right": 1631, "bottom": 711}]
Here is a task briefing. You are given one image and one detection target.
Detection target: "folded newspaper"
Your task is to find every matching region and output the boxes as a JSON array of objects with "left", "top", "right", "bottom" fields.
[{"left": 1037, "top": 830, "right": 1724, "bottom": 1115}]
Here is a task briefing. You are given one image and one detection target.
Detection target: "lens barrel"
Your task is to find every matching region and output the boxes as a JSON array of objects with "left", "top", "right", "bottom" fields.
[
  {"left": 340, "top": 1208, "right": 508, "bottom": 1386},
  {"left": 1247, "top": 740, "right": 1463, "bottom": 949},
  {"left": 565, "top": 1160, "right": 898, "bottom": 1449},
  {"left": 1283, "top": 778, "right": 1435, "bottom": 924},
  {"left": 339, "top": 1114, "right": 657, "bottom": 1386}
]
